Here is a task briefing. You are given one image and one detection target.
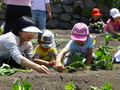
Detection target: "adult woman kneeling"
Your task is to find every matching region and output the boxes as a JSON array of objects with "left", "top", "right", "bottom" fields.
[{"left": 0, "top": 16, "right": 49, "bottom": 74}]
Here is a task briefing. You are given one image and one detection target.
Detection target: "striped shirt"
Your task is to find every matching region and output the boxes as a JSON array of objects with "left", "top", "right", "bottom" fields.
[{"left": 0, "top": 32, "right": 33, "bottom": 64}]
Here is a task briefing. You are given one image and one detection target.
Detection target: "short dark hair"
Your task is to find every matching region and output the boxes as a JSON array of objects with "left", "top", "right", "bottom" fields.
[
  {"left": 110, "top": 16, "right": 114, "bottom": 21},
  {"left": 12, "top": 16, "right": 36, "bottom": 36}
]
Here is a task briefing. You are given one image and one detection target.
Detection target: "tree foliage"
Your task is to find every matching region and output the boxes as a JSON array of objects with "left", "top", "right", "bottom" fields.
[{"left": 99, "top": 0, "right": 120, "bottom": 9}]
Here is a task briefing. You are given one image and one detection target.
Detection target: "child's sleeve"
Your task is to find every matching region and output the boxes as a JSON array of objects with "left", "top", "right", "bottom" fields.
[
  {"left": 33, "top": 46, "right": 40, "bottom": 57},
  {"left": 52, "top": 47, "right": 58, "bottom": 56},
  {"left": 88, "top": 35, "right": 95, "bottom": 48},
  {"left": 89, "top": 18, "right": 92, "bottom": 24},
  {"left": 64, "top": 40, "right": 73, "bottom": 51}
]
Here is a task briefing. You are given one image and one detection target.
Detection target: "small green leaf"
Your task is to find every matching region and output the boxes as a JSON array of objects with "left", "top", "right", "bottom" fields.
[
  {"left": 0, "top": 65, "right": 15, "bottom": 76},
  {"left": 64, "top": 81, "right": 76, "bottom": 90},
  {"left": 11, "top": 78, "right": 32, "bottom": 90},
  {"left": 90, "top": 86, "right": 98, "bottom": 90},
  {"left": 104, "top": 32, "right": 112, "bottom": 41},
  {"left": 101, "top": 82, "right": 112, "bottom": 90}
]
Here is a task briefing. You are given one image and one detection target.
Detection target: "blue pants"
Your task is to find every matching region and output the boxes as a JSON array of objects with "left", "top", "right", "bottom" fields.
[{"left": 32, "top": 10, "right": 46, "bottom": 30}]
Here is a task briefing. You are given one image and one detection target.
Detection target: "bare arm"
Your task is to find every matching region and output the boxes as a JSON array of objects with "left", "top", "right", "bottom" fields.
[
  {"left": 20, "top": 57, "right": 49, "bottom": 74},
  {"left": 33, "top": 55, "right": 50, "bottom": 65},
  {"left": 108, "top": 23, "right": 118, "bottom": 35},
  {"left": 101, "top": 21, "right": 106, "bottom": 26},
  {"left": 89, "top": 23, "right": 95, "bottom": 27},
  {"left": 85, "top": 48, "right": 93, "bottom": 66},
  {"left": 55, "top": 48, "right": 68, "bottom": 72},
  {"left": 46, "top": 3, "right": 52, "bottom": 19}
]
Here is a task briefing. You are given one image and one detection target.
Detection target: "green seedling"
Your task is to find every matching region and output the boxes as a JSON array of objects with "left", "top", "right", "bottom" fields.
[
  {"left": 90, "top": 82, "right": 112, "bottom": 90},
  {"left": 65, "top": 61, "right": 87, "bottom": 72},
  {"left": 90, "top": 45, "right": 120, "bottom": 70},
  {"left": 11, "top": 78, "right": 32, "bottom": 90},
  {"left": 55, "top": 41, "right": 62, "bottom": 48},
  {"left": 0, "top": 27, "right": 3, "bottom": 34},
  {"left": 64, "top": 81, "right": 77, "bottom": 90},
  {"left": 0, "top": 65, "right": 15, "bottom": 76},
  {"left": 31, "top": 39, "right": 37, "bottom": 44},
  {"left": 104, "top": 32, "right": 112, "bottom": 46},
  {"left": 117, "top": 33, "right": 120, "bottom": 41},
  {"left": 94, "top": 23, "right": 102, "bottom": 33},
  {"left": 104, "top": 32, "right": 112, "bottom": 41},
  {"left": 53, "top": 32, "right": 58, "bottom": 36},
  {"left": 65, "top": 52, "right": 87, "bottom": 72}
]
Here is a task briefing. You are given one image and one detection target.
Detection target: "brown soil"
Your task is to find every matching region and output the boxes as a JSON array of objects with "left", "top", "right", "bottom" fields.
[{"left": 0, "top": 30, "right": 120, "bottom": 90}]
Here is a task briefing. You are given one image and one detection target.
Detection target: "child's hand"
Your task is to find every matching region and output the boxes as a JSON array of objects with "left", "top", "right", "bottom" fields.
[
  {"left": 48, "top": 61, "right": 56, "bottom": 66},
  {"left": 55, "top": 62, "right": 64, "bottom": 73},
  {"left": 35, "top": 65, "right": 49, "bottom": 74}
]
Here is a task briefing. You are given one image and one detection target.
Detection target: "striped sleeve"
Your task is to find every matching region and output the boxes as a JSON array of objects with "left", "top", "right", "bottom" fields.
[{"left": 3, "top": 36, "right": 23, "bottom": 64}]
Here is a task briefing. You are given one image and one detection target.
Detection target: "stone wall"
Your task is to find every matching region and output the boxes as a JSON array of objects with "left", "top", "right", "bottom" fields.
[{"left": 0, "top": 0, "right": 111, "bottom": 29}]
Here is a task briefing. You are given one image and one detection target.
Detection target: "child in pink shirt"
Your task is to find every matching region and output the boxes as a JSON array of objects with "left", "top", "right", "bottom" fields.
[{"left": 103, "top": 8, "right": 120, "bottom": 38}]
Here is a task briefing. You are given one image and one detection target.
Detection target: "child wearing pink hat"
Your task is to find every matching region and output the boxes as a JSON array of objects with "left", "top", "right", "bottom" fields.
[
  {"left": 103, "top": 8, "right": 120, "bottom": 38},
  {"left": 88, "top": 8, "right": 105, "bottom": 33},
  {"left": 55, "top": 22, "right": 95, "bottom": 72}
]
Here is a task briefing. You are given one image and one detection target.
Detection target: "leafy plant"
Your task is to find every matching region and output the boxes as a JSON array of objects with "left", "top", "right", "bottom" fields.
[
  {"left": 117, "top": 33, "right": 120, "bottom": 41},
  {"left": 65, "top": 52, "right": 87, "bottom": 72},
  {"left": 90, "top": 82, "right": 112, "bottom": 90},
  {"left": 11, "top": 78, "right": 32, "bottom": 90},
  {"left": 94, "top": 23, "right": 103, "bottom": 33},
  {"left": 53, "top": 32, "right": 58, "bottom": 36},
  {"left": 64, "top": 81, "right": 77, "bottom": 90},
  {"left": 0, "top": 65, "right": 15, "bottom": 76},
  {"left": 90, "top": 46, "right": 118, "bottom": 70},
  {"left": 104, "top": 32, "right": 112, "bottom": 42},
  {"left": 55, "top": 41, "right": 62, "bottom": 48},
  {"left": 0, "top": 27, "right": 3, "bottom": 35},
  {"left": 31, "top": 39, "right": 37, "bottom": 44},
  {"left": 99, "top": 0, "right": 120, "bottom": 8},
  {"left": 104, "top": 32, "right": 120, "bottom": 45},
  {"left": 104, "top": 32, "right": 112, "bottom": 46}
]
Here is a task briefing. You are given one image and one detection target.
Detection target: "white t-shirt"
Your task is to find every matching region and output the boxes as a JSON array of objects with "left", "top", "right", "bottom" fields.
[
  {"left": 7, "top": 0, "right": 31, "bottom": 6},
  {"left": 0, "top": 32, "right": 33, "bottom": 64},
  {"left": 31, "top": 0, "right": 50, "bottom": 11}
]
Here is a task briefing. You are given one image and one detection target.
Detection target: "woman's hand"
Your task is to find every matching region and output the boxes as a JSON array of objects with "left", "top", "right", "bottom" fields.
[{"left": 35, "top": 65, "right": 49, "bottom": 74}]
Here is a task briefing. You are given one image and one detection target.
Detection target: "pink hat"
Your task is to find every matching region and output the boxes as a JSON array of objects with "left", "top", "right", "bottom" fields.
[{"left": 71, "top": 23, "right": 89, "bottom": 41}]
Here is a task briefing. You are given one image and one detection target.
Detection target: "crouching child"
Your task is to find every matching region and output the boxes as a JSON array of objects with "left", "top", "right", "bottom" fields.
[
  {"left": 55, "top": 22, "right": 95, "bottom": 72},
  {"left": 33, "top": 30, "right": 58, "bottom": 67}
]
